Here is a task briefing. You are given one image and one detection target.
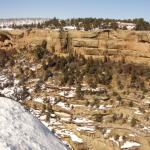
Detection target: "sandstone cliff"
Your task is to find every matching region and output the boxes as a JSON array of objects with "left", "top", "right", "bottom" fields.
[{"left": 1, "top": 29, "right": 150, "bottom": 65}]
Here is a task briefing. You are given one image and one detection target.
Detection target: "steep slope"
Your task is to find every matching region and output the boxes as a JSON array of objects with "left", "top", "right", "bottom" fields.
[
  {"left": 0, "top": 97, "right": 68, "bottom": 150},
  {"left": 5, "top": 29, "right": 150, "bottom": 65}
]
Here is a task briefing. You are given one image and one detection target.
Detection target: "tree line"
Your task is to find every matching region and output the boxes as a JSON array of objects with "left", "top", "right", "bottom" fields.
[
  {"left": 35, "top": 45, "right": 150, "bottom": 93},
  {"left": 10, "top": 17, "right": 150, "bottom": 31}
]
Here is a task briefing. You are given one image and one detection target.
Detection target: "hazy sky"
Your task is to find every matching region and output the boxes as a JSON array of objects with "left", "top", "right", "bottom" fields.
[{"left": 0, "top": 0, "right": 149, "bottom": 20}]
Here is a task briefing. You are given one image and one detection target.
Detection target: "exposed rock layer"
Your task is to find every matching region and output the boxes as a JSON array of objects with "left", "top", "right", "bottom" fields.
[{"left": 1, "top": 29, "right": 150, "bottom": 65}]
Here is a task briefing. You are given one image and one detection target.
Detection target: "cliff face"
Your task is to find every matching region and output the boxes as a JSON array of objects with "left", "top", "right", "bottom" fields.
[
  {"left": 69, "top": 30, "right": 150, "bottom": 65},
  {"left": 1, "top": 29, "right": 150, "bottom": 65}
]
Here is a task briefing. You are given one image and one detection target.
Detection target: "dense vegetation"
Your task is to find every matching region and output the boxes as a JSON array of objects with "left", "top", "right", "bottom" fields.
[{"left": 33, "top": 44, "right": 150, "bottom": 94}]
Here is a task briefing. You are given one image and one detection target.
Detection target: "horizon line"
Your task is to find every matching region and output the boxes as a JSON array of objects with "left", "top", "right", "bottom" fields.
[{"left": 0, "top": 17, "right": 149, "bottom": 21}]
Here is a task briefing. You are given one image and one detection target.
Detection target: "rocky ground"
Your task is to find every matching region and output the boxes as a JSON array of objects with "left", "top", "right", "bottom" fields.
[
  {"left": 0, "top": 29, "right": 150, "bottom": 150},
  {"left": 0, "top": 57, "right": 150, "bottom": 150}
]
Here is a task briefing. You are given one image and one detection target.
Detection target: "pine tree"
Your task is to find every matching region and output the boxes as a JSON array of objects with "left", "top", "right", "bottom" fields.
[
  {"left": 41, "top": 40, "right": 47, "bottom": 49},
  {"left": 131, "top": 118, "right": 137, "bottom": 127},
  {"left": 75, "top": 82, "right": 82, "bottom": 98}
]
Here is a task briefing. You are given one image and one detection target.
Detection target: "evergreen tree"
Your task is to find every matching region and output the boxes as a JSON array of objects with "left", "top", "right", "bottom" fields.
[{"left": 75, "top": 82, "right": 82, "bottom": 98}]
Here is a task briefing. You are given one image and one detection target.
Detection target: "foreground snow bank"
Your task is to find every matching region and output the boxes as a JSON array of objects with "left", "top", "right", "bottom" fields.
[{"left": 0, "top": 97, "right": 68, "bottom": 150}]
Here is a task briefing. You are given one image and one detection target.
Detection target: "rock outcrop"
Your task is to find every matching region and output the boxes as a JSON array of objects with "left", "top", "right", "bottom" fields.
[{"left": 1, "top": 29, "right": 150, "bottom": 65}]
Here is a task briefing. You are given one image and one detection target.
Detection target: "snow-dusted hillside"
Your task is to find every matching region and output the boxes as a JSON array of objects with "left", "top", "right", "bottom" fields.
[{"left": 0, "top": 97, "right": 68, "bottom": 150}]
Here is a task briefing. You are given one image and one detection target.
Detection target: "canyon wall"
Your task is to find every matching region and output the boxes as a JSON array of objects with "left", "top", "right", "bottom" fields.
[{"left": 1, "top": 29, "right": 150, "bottom": 65}]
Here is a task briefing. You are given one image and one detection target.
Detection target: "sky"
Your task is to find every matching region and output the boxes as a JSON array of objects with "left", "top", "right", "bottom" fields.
[{"left": 0, "top": 0, "right": 149, "bottom": 21}]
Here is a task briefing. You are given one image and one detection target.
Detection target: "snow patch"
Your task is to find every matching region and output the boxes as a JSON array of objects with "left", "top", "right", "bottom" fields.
[
  {"left": 55, "top": 129, "right": 83, "bottom": 143},
  {"left": 99, "top": 105, "right": 112, "bottom": 110},
  {"left": 0, "top": 97, "right": 68, "bottom": 150},
  {"left": 76, "top": 126, "right": 95, "bottom": 132},
  {"left": 121, "top": 141, "right": 140, "bottom": 149},
  {"left": 73, "top": 117, "right": 93, "bottom": 125},
  {"left": 58, "top": 91, "right": 75, "bottom": 98}
]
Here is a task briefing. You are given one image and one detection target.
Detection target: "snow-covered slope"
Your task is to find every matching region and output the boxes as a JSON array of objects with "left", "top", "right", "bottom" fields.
[{"left": 0, "top": 97, "right": 68, "bottom": 150}]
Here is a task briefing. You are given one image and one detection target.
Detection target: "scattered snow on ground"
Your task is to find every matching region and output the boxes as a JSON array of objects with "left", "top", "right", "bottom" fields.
[
  {"left": 76, "top": 126, "right": 95, "bottom": 132},
  {"left": 30, "top": 109, "right": 41, "bottom": 118},
  {"left": 134, "top": 110, "right": 143, "bottom": 115},
  {"left": 55, "top": 129, "right": 83, "bottom": 143},
  {"left": 119, "top": 136, "right": 123, "bottom": 142},
  {"left": 33, "top": 97, "right": 44, "bottom": 103},
  {"left": 70, "top": 133, "right": 83, "bottom": 143},
  {"left": 104, "top": 129, "right": 111, "bottom": 138},
  {"left": 72, "top": 104, "right": 84, "bottom": 107},
  {"left": 60, "top": 86, "right": 76, "bottom": 90},
  {"left": 121, "top": 141, "right": 141, "bottom": 149},
  {"left": 0, "top": 97, "right": 68, "bottom": 150},
  {"left": 58, "top": 91, "right": 76, "bottom": 98},
  {"left": 55, "top": 112, "right": 71, "bottom": 118},
  {"left": 49, "top": 118, "right": 62, "bottom": 126},
  {"left": 40, "top": 115, "right": 46, "bottom": 120},
  {"left": 0, "top": 74, "right": 26, "bottom": 101},
  {"left": 144, "top": 100, "right": 150, "bottom": 104},
  {"left": 14, "top": 79, "right": 20, "bottom": 86},
  {"left": 56, "top": 102, "right": 72, "bottom": 110},
  {"left": 30, "top": 66, "right": 36, "bottom": 71},
  {"left": 0, "top": 86, "right": 24, "bottom": 100},
  {"left": 99, "top": 105, "right": 112, "bottom": 110},
  {"left": 109, "top": 137, "right": 119, "bottom": 146},
  {"left": 28, "top": 88, "right": 34, "bottom": 94},
  {"left": 47, "top": 96, "right": 56, "bottom": 105},
  {"left": 141, "top": 126, "right": 150, "bottom": 133},
  {"left": 128, "top": 134, "right": 136, "bottom": 137},
  {"left": 73, "top": 117, "right": 93, "bottom": 125},
  {"left": 54, "top": 112, "right": 71, "bottom": 123},
  {"left": 81, "top": 86, "right": 105, "bottom": 92},
  {"left": 60, "top": 117, "right": 71, "bottom": 123}
]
